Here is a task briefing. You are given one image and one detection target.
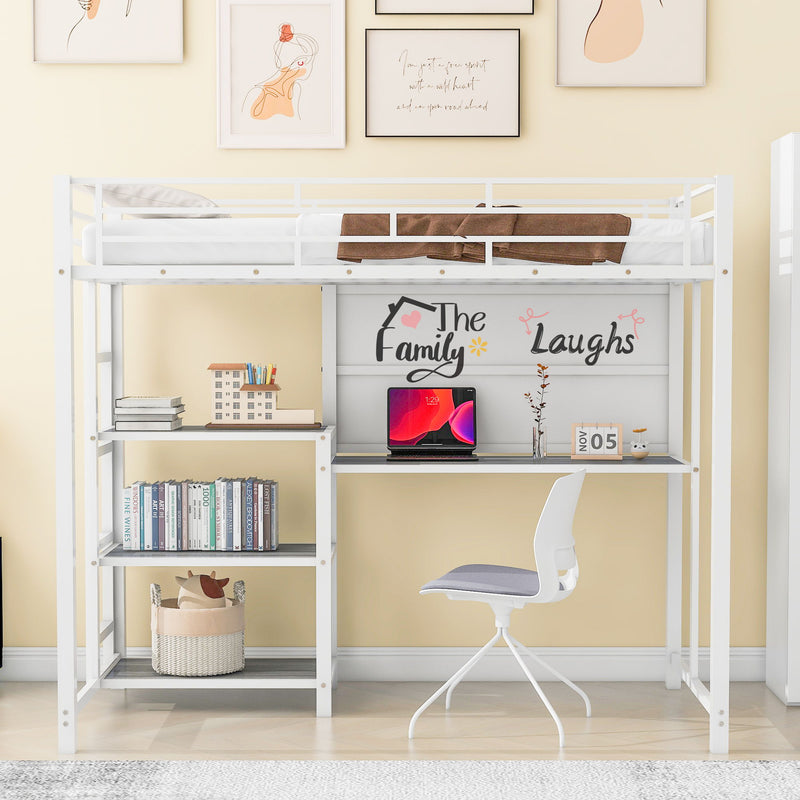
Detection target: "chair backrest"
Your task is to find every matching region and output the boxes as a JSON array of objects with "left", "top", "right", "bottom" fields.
[{"left": 532, "top": 470, "right": 586, "bottom": 603}]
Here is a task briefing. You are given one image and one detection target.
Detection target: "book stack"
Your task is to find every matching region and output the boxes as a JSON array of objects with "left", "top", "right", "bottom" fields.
[
  {"left": 115, "top": 396, "right": 184, "bottom": 431},
  {"left": 121, "top": 478, "right": 279, "bottom": 552}
]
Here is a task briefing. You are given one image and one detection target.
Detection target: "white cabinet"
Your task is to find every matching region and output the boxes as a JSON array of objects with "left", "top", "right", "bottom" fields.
[{"left": 767, "top": 133, "right": 800, "bottom": 704}]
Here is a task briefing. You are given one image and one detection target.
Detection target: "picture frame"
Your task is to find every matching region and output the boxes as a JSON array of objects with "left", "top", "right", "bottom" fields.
[
  {"left": 33, "top": 0, "right": 183, "bottom": 64},
  {"left": 376, "top": 0, "right": 533, "bottom": 13},
  {"left": 555, "top": 0, "right": 706, "bottom": 87},
  {"left": 571, "top": 423, "right": 623, "bottom": 461},
  {"left": 365, "top": 28, "right": 520, "bottom": 138},
  {"left": 217, "top": 0, "right": 345, "bottom": 149}
]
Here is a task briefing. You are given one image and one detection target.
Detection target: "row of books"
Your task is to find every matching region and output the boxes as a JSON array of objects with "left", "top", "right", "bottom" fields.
[
  {"left": 115, "top": 396, "right": 184, "bottom": 432},
  {"left": 246, "top": 363, "right": 277, "bottom": 385},
  {"left": 121, "top": 478, "right": 279, "bottom": 551}
]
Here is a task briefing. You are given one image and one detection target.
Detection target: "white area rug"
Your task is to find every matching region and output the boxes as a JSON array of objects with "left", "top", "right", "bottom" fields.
[{"left": 0, "top": 760, "right": 797, "bottom": 799}]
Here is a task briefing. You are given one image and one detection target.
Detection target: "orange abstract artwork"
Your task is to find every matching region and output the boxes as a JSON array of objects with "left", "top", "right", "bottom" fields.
[
  {"left": 584, "top": 0, "right": 654, "bottom": 64},
  {"left": 245, "top": 24, "right": 319, "bottom": 121}
]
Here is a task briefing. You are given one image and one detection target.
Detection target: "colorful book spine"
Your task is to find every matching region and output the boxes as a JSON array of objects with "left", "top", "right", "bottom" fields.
[
  {"left": 256, "top": 481, "right": 264, "bottom": 552},
  {"left": 142, "top": 485, "right": 153, "bottom": 550}
]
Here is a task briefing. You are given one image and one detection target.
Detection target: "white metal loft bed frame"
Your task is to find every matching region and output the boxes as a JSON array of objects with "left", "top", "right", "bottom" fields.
[{"left": 54, "top": 175, "right": 733, "bottom": 754}]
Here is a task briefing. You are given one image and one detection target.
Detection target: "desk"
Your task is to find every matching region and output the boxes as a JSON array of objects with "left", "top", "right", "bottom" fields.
[
  {"left": 333, "top": 454, "right": 691, "bottom": 474},
  {"left": 334, "top": 454, "right": 689, "bottom": 702}
]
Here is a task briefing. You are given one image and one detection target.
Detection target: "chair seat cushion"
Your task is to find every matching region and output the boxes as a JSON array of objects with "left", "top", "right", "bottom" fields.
[{"left": 421, "top": 564, "right": 542, "bottom": 597}]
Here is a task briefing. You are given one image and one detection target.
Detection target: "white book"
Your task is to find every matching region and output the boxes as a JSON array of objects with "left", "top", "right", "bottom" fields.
[
  {"left": 114, "top": 405, "right": 185, "bottom": 417},
  {"left": 115, "top": 419, "right": 183, "bottom": 431},
  {"left": 232, "top": 480, "right": 242, "bottom": 551},
  {"left": 257, "top": 481, "right": 264, "bottom": 552},
  {"left": 143, "top": 485, "right": 153, "bottom": 551},
  {"left": 168, "top": 482, "right": 178, "bottom": 551},
  {"left": 191, "top": 483, "right": 201, "bottom": 550},
  {"left": 122, "top": 487, "right": 132, "bottom": 550},
  {"left": 130, "top": 481, "right": 143, "bottom": 551},
  {"left": 187, "top": 483, "right": 195, "bottom": 550},
  {"left": 201, "top": 483, "right": 211, "bottom": 550},
  {"left": 215, "top": 479, "right": 225, "bottom": 551},
  {"left": 115, "top": 396, "right": 182, "bottom": 408}
]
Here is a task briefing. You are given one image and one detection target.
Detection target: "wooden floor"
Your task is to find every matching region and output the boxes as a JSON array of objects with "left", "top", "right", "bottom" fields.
[{"left": 2, "top": 681, "right": 800, "bottom": 760}]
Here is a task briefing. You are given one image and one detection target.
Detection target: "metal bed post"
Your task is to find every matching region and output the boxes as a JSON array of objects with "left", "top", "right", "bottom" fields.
[
  {"left": 55, "top": 175, "right": 78, "bottom": 754},
  {"left": 665, "top": 280, "right": 685, "bottom": 691},
  {"left": 110, "top": 285, "right": 127, "bottom": 661},
  {"left": 709, "top": 174, "right": 734, "bottom": 754},
  {"left": 315, "top": 430, "right": 334, "bottom": 716},
  {"left": 83, "top": 281, "right": 100, "bottom": 690}
]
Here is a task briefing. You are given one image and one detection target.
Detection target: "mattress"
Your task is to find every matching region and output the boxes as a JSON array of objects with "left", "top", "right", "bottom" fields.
[{"left": 82, "top": 214, "right": 713, "bottom": 266}]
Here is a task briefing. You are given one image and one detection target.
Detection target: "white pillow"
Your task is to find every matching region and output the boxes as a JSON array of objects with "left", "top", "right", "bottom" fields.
[{"left": 78, "top": 183, "right": 229, "bottom": 218}]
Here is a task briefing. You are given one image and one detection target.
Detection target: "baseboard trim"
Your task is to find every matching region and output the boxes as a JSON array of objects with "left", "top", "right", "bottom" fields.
[{"left": 0, "top": 646, "right": 766, "bottom": 683}]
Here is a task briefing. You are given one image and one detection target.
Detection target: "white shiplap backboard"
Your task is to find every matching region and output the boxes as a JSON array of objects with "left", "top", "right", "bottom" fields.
[{"left": 335, "top": 284, "right": 672, "bottom": 454}]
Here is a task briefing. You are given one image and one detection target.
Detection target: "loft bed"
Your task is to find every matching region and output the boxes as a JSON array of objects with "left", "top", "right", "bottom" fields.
[
  {"left": 67, "top": 176, "right": 719, "bottom": 284},
  {"left": 54, "top": 176, "right": 733, "bottom": 754}
]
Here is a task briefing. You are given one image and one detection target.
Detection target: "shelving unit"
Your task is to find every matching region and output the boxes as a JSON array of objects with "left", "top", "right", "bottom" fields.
[{"left": 55, "top": 176, "right": 732, "bottom": 754}]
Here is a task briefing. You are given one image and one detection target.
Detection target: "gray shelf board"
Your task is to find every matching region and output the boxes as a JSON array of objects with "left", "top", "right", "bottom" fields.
[
  {"left": 100, "top": 543, "right": 316, "bottom": 563},
  {"left": 103, "top": 657, "right": 316, "bottom": 682},
  {"left": 333, "top": 454, "right": 690, "bottom": 473}
]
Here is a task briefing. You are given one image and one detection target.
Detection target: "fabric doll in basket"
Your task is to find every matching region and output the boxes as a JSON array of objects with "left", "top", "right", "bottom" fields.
[{"left": 175, "top": 570, "right": 231, "bottom": 610}]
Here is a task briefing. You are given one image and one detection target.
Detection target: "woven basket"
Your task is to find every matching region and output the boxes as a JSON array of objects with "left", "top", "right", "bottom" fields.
[{"left": 150, "top": 581, "right": 245, "bottom": 676}]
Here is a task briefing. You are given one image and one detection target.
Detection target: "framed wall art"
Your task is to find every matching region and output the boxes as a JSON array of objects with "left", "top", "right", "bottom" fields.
[
  {"left": 217, "top": 0, "right": 345, "bottom": 149},
  {"left": 365, "top": 28, "right": 520, "bottom": 138},
  {"left": 556, "top": 0, "right": 706, "bottom": 87},
  {"left": 33, "top": 0, "right": 183, "bottom": 63},
  {"left": 376, "top": 0, "right": 533, "bottom": 13}
]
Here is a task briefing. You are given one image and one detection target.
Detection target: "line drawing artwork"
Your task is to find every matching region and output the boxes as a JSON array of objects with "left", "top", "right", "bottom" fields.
[
  {"left": 244, "top": 24, "right": 319, "bottom": 121},
  {"left": 584, "top": 0, "right": 663, "bottom": 63},
  {"left": 67, "top": 0, "right": 135, "bottom": 51}
]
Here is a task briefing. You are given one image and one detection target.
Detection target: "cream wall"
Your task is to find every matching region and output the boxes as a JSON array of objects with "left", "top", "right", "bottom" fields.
[{"left": 0, "top": 0, "right": 795, "bottom": 650}]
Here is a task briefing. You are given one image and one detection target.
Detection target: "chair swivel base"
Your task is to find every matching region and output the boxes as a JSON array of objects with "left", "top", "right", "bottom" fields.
[{"left": 408, "top": 627, "right": 591, "bottom": 748}]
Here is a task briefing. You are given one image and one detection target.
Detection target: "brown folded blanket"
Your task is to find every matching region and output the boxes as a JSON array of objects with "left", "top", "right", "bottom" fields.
[{"left": 337, "top": 212, "right": 631, "bottom": 265}]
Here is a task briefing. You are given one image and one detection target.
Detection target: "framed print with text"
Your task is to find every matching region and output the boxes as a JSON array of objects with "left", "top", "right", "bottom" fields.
[
  {"left": 365, "top": 28, "right": 520, "bottom": 138},
  {"left": 556, "top": 0, "right": 706, "bottom": 87},
  {"left": 376, "top": 0, "right": 532, "bottom": 13},
  {"left": 218, "top": 0, "right": 345, "bottom": 149},
  {"left": 34, "top": 0, "right": 183, "bottom": 63}
]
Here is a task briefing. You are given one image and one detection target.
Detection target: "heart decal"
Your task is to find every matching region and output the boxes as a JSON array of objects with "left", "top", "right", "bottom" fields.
[{"left": 401, "top": 310, "right": 422, "bottom": 328}]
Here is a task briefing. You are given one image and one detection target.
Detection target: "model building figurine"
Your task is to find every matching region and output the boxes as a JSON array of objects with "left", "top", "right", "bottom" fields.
[{"left": 208, "top": 363, "right": 314, "bottom": 425}]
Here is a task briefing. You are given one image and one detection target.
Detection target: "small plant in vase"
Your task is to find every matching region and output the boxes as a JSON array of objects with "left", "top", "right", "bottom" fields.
[{"left": 524, "top": 363, "right": 549, "bottom": 459}]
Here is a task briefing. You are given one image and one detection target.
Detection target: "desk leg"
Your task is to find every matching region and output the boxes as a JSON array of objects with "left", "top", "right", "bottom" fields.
[{"left": 665, "top": 473, "right": 683, "bottom": 690}]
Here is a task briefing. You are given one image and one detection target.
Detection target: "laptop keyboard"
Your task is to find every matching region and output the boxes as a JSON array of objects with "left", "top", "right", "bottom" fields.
[{"left": 387, "top": 454, "right": 479, "bottom": 461}]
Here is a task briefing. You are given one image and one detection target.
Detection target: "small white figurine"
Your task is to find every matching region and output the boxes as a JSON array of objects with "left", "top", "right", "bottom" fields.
[{"left": 631, "top": 428, "right": 649, "bottom": 460}]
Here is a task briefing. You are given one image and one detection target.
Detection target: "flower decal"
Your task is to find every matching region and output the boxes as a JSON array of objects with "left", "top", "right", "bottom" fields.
[{"left": 469, "top": 337, "right": 488, "bottom": 357}]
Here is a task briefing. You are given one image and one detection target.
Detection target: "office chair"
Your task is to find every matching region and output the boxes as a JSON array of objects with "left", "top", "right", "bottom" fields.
[{"left": 408, "top": 470, "right": 590, "bottom": 747}]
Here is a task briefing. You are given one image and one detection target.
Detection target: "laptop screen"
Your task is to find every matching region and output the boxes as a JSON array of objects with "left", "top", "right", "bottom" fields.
[{"left": 387, "top": 387, "right": 476, "bottom": 452}]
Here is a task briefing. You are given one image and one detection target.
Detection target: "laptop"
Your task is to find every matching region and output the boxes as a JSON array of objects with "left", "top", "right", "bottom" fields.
[{"left": 386, "top": 387, "right": 478, "bottom": 461}]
